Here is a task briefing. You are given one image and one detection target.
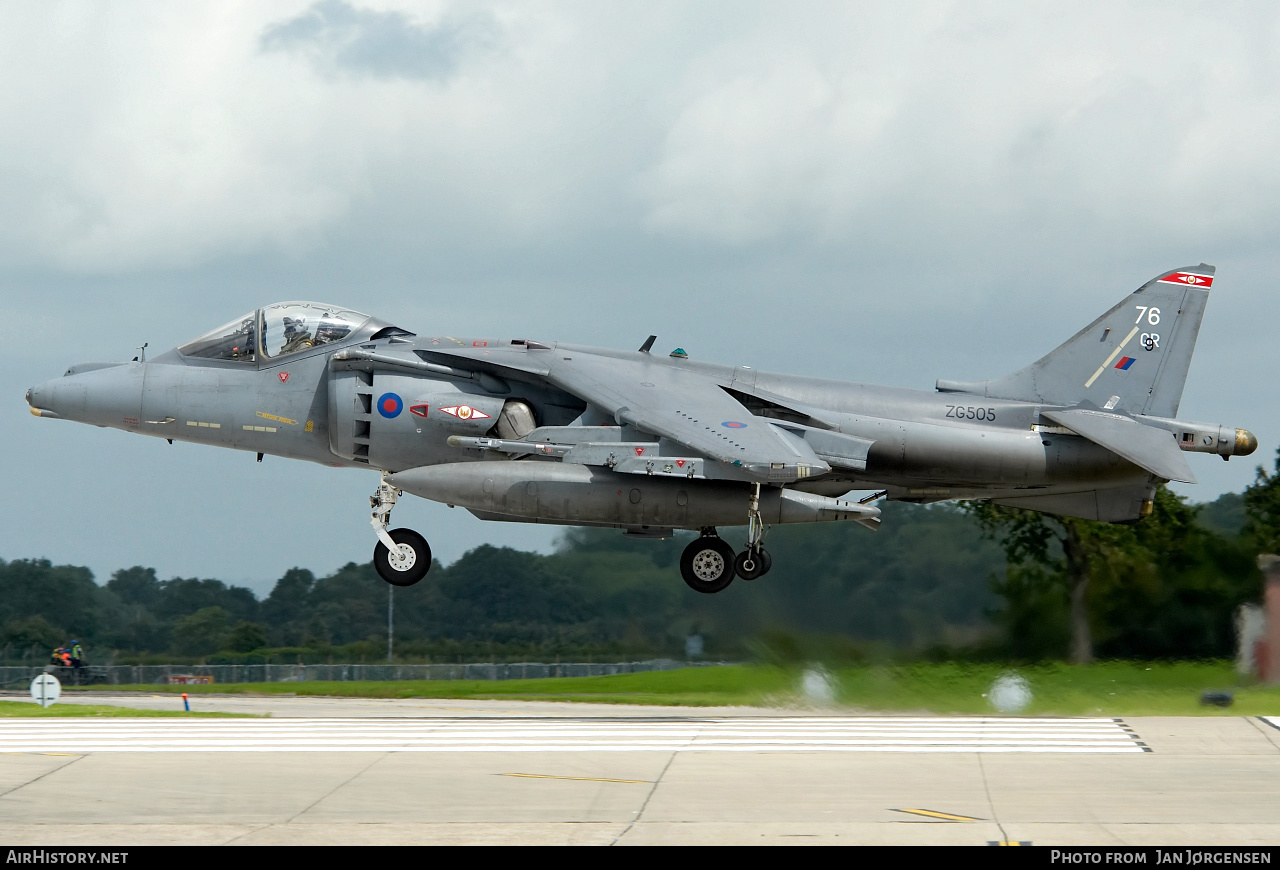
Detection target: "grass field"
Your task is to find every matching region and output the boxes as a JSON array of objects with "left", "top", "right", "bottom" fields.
[
  {"left": 59, "top": 661, "right": 1280, "bottom": 716},
  {"left": 0, "top": 700, "right": 247, "bottom": 718}
]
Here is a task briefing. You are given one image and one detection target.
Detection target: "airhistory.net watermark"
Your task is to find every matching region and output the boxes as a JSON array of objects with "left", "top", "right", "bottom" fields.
[{"left": 6, "top": 853, "right": 128, "bottom": 865}]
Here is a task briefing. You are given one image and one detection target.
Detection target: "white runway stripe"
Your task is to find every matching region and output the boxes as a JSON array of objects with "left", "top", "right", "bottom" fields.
[{"left": 0, "top": 717, "right": 1147, "bottom": 754}]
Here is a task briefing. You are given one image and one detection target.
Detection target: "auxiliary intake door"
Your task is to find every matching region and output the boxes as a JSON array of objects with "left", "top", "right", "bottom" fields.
[{"left": 327, "top": 369, "right": 374, "bottom": 464}]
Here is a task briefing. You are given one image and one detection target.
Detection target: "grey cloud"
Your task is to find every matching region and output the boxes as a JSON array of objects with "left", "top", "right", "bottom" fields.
[{"left": 260, "top": 0, "right": 493, "bottom": 81}]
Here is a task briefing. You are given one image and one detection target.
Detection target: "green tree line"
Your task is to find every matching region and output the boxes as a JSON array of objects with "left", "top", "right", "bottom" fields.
[
  {"left": 3, "top": 448, "right": 1277, "bottom": 664},
  {"left": 0, "top": 501, "right": 1004, "bottom": 663},
  {"left": 963, "top": 446, "right": 1280, "bottom": 663}
]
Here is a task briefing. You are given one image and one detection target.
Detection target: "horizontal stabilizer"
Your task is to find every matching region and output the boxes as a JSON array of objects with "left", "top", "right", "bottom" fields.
[{"left": 1040, "top": 408, "right": 1196, "bottom": 483}]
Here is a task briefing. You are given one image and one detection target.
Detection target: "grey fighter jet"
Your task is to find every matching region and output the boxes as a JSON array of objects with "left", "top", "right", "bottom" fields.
[{"left": 26, "top": 265, "right": 1257, "bottom": 593}]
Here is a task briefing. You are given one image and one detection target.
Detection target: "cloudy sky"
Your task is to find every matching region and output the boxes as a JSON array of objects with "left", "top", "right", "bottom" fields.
[{"left": 2, "top": 1, "right": 1277, "bottom": 595}]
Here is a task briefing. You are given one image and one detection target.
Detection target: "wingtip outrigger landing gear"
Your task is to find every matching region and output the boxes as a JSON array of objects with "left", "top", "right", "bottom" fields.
[
  {"left": 370, "top": 472, "right": 432, "bottom": 587},
  {"left": 678, "top": 484, "right": 774, "bottom": 593}
]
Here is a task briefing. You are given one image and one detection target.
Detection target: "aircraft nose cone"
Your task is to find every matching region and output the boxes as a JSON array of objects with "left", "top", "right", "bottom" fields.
[
  {"left": 1235, "top": 428, "right": 1258, "bottom": 456},
  {"left": 26, "top": 381, "right": 62, "bottom": 418},
  {"left": 30, "top": 364, "right": 144, "bottom": 425}
]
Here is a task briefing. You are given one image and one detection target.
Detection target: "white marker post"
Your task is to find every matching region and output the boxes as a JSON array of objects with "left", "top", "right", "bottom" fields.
[{"left": 30, "top": 673, "right": 61, "bottom": 708}]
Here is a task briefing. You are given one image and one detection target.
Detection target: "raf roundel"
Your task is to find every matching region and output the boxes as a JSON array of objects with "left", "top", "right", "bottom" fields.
[
  {"left": 377, "top": 393, "right": 403, "bottom": 419},
  {"left": 721, "top": 421, "right": 747, "bottom": 429}
]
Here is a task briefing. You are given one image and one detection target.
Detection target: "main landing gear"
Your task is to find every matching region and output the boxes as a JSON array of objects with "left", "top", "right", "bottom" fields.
[
  {"left": 678, "top": 484, "right": 772, "bottom": 594},
  {"left": 371, "top": 473, "right": 432, "bottom": 587}
]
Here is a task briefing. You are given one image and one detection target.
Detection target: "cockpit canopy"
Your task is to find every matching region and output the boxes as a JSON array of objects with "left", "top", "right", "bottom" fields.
[{"left": 179, "top": 303, "right": 374, "bottom": 362}]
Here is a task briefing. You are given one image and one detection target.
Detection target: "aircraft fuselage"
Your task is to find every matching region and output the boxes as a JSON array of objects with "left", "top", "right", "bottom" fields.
[{"left": 27, "top": 270, "right": 1257, "bottom": 590}]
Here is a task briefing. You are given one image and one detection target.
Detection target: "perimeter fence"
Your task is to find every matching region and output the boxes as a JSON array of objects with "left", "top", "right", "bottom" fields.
[{"left": 0, "top": 659, "right": 724, "bottom": 687}]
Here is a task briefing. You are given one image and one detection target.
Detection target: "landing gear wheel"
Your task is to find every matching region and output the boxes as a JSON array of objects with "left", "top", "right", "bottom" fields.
[
  {"left": 735, "top": 547, "right": 772, "bottom": 581},
  {"left": 374, "top": 528, "right": 432, "bottom": 587},
  {"left": 680, "top": 536, "right": 736, "bottom": 594}
]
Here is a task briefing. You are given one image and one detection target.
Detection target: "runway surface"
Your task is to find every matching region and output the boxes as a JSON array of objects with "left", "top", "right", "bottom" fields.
[
  {"left": 1, "top": 694, "right": 1278, "bottom": 846},
  {"left": 0, "top": 716, "right": 1149, "bottom": 753}
]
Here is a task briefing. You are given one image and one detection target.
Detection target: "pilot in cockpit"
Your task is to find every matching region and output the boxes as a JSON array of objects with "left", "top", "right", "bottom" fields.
[{"left": 280, "top": 316, "right": 314, "bottom": 354}]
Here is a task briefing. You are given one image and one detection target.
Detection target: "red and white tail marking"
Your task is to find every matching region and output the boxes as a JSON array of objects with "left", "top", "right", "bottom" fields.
[{"left": 1159, "top": 272, "right": 1213, "bottom": 287}]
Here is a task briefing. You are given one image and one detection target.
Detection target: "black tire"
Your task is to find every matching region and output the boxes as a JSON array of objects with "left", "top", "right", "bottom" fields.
[
  {"left": 734, "top": 546, "right": 772, "bottom": 581},
  {"left": 373, "top": 528, "right": 432, "bottom": 587},
  {"left": 756, "top": 547, "right": 773, "bottom": 577},
  {"left": 680, "top": 536, "right": 736, "bottom": 593}
]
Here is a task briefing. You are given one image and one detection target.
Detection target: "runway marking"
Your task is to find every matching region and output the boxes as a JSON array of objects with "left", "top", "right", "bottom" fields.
[
  {"left": 1260, "top": 717, "right": 1280, "bottom": 731},
  {"left": 892, "top": 808, "right": 983, "bottom": 822},
  {"left": 501, "top": 773, "right": 649, "bottom": 783},
  {"left": 0, "top": 717, "right": 1148, "bottom": 754}
]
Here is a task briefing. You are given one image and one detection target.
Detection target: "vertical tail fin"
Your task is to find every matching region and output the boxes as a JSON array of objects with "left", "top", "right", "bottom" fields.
[{"left": 936, "top": 264, "right": 1212, "bottom": 416}]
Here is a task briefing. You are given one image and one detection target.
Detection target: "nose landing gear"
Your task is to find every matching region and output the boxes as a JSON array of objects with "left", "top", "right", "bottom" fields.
[
  {"left": 370, "top": 473, "right": 431, "bottom": 587},
  {"left": 374, "top": 528, "right": 431, "bottom": 587}
]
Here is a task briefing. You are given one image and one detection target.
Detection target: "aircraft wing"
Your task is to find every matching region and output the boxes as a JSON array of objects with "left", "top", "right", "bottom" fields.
[
  {"left": 546, "top": 355, "right": 830, "bottom": 483},
  {"left": 1040, "top": 407, "right": 1196, "bottom": 484},
  {"left": 421, "top": 345, "right": 830, "bottom": 483}
]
